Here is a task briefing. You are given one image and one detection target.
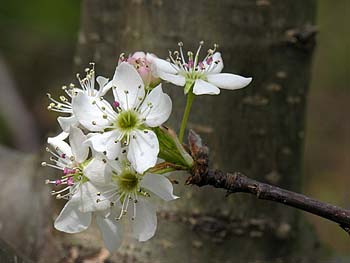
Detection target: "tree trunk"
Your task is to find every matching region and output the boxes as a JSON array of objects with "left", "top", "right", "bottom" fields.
[{"left": 75, "top": 0, "right": 320, "bottom": 261}]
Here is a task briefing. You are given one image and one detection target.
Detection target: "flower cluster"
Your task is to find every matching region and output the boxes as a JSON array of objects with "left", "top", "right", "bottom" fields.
[{"left": 42, "top": 42, "right": 252, "bottom": 252}]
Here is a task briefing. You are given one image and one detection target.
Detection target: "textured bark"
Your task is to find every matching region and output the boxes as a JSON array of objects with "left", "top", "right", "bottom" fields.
[
  {"left": 0, "top": 239, "right": 33, "bottom": 263},
  {"left": 76, "top": 0, "right": 319, "bottom": 262}
]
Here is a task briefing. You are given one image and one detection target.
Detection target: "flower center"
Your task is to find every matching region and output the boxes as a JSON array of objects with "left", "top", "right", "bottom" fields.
[
  {"left": 116, "top": 110, "right": 139, "bottom": 131},
  {"left": 115, "top": 170, "right": 140, "bottom": 193}
]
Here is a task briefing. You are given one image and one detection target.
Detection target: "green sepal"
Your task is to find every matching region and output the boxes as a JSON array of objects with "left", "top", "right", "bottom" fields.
[
  {"left": 153, "top": 126, "right": 194, "bottom": 169},
  {"left": 184, "top": 79, "right": 195, "bottom": 94}
]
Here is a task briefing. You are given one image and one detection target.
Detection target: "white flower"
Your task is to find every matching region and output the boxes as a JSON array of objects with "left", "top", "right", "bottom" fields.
[
  {"left": 149, "top": 41, "right": 252, "bottom": 95},
  {"left": 47, "top": 63, "right": 111, "bottom": 132},
  {"left": 42, "top": 127, "right": 111, "bottom": 233},
  {"left": 85, "top": 154, "right": 178, "bottom": 252},
  {"left": 72, "top": 62, "right": 172, "bottom": 174}
]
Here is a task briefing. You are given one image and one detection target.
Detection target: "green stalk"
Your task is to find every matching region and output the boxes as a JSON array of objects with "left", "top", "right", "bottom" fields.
[{"left": 179, "top": 91, "right": 195, "bottom": 143}]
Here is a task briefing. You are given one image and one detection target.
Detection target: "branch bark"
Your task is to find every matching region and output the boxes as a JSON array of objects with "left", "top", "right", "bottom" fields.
[{"left": 187, "top": 129, "right": 350, "bottom": 234}]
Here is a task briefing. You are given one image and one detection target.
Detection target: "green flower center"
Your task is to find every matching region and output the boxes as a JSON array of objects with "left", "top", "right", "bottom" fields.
[
  {"left": 70, "top": 159, "right": 90, "bottom": 184},
  {"left": 115, "top": 170, "right": 140, "bottom": 193},
  {"left": 116, "top": 110, "right": 139, "bottom": 131}
]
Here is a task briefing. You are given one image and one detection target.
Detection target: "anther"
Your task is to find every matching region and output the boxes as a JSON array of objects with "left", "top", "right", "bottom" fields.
[
  {"left": 41, "top": 162, "right": 47, "bottom": 166},
  {"left": 113, "top": 101, "right": 120, "bottom": 108}
]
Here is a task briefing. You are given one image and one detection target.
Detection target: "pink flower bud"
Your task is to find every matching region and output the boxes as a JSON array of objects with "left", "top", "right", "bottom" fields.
[{"left": 123, "top": 51, "right": 160, "bottom": 87}]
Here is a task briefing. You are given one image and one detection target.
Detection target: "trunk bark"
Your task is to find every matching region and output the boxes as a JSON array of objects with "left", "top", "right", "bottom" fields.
[{"left": 75, "top": 0, "right": 320, "bottom": 261}]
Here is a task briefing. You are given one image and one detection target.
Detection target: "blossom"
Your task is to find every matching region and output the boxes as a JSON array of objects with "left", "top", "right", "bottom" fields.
[
  {"left": 149, "top": 41, "right": 252, "bottom": 95},
  {"left": 119, "top": 52, "right": 160, "bottom": 88},
  {"left": 47, "top": 63, "right": 111, "bottom": 132},
  {"left": 85, "top": 153, "right": 178, "bottom": 251},
  {"left": 72, "top": 62, "right": 172, "bottom": 174},
  {"left": 42, "top": 127, "right": 112, "bottom": 233}
]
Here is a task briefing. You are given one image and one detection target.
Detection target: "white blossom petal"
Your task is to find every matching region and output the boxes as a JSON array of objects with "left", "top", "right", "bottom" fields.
[
  {"left": 157, "top": 71, "right": 186, "bottom": 86},
  {"left": 47, "top": 132, "right": 72, "bottom": 157},
  {"left": 107, "top": 158, "right": 124, "bottom": 174},
  {"left": 130, "top": 198, "right": 157, "bottom": 242},
  {"left": 139, "top": 84, "right": 172, "bottom": 127},
  {"left": 206, "top": 52, "right": 224, "bottom": 74},
  {"left": 96, "top": 214, "right": 123, "bottom": 252},
  {"left": 54, "top": 193, "right": 91, "bottom": 233},
  {"left": 140, "top": 173, "right": 178, "bottom": 201},
  {"left": 57, "top": 115, "right": 78, "bottom": 132},
  {"left": 72, "top": 92, "right": 112, "bottom": 132},
  {"left": 132, "top": 51, "right": 146, "bottom": 59},
  {"left": 86, "top": 130, "right": 121, "bottom": 160},
  {"left": 96, "top": 76, "right": 110, "bottom": 96},
  {"left": 83, "top": 157, "right": 112, "bottom": 185},
  {"left": 69, "top": 127, "right": 89, "bottom": 163},
  {"left": 79, "top": 182, "right": 114, "bottom": 213},
  {"left": 207, "top": 73, "right": 252, "bottom": 90},
  {"left": 128, "top": 130, "right": 159, "bottom": 174},
  {"left": 193, "top": 79, "right": 220, "bottom": 95},
  {"left": 112, "top": 62, "right": 145, "bottom": 111},
  {"left": 148, "top": 56, "right": 178, "bottom": 74}
]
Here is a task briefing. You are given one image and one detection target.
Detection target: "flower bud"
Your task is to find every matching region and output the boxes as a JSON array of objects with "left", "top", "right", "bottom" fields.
[{"left": 121, "top": 52, "right": 160, "bottom": 88}]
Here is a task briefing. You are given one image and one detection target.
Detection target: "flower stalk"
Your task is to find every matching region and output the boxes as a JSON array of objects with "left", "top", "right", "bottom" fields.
[{"left": 179, "top": 90, "right": 195, "bottom": 143}]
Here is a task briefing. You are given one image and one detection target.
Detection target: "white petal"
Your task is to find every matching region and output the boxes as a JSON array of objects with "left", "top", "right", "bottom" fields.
[
  {"left": 207, "top": 52, "right": 224, "bottom": 74},
  {"left": 193, "top": 79, "right": 220, "bottom": 95},
  {"left": 157, "top": 71, "right": 186, "bottom": 86},
  {"left": 57, "top": 115, "right": 78, "bottom": 132},
  {"left": 83, "top": 157, "right": 112, "bottom": 185},
  {"left": 54, "top": 196, "right": 91, "bottom": 233},
  {"left": 207, "top": 73, "right": 252, "bottom": 90},
  {"left": 78, "top": 182, "right": 114, "bottom": 212},
  {"left": 86, "top": 130, "right": 121, "bottom": 160},
  {"left": 141, "top": 173, "right": 178, "bottom": 201},
  {"left": 96, "top": 76, "right": 110, "bottom": 96},
  {"left": 47, "top": 132, "right": 72, "bottom": 157},
  {"left": 128, "top": 130, "right": 159, "bottom": 174},
  {"left": 112, "top": 62, "right": 145, "bottom": 110},
  {"left": 96, "top": 214, "right": 123, "bottom": 252},
  {"left": 148, "top": 56, "right": 178, "bottom": 74},
  {"left": 72, "top": 92, "right": 112, "bottom": 132},
  {"left": 130, "top": 198, "right": 157, "bottom": 242},
  {"left": 69, "top": 127, "right": 89, "bottom": 163},
  {"left": 132, "top": 51, "right": 146, "bottom": 59},
  {"left": 139, "top": 84, "right": 172, "bottom": 127},
  {"left": 107, "top": 158, "right": 124, "bottom": 174}
]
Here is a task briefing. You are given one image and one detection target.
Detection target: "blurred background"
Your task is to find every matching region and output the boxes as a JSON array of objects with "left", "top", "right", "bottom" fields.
[{"left": 0, "top": 0, "right": 349, "bottom": 260}]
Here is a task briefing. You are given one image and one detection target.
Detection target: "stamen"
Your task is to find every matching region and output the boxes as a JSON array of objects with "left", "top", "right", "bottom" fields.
[{"left": 113, "top": 101, "right": 120, "bottom": 108}]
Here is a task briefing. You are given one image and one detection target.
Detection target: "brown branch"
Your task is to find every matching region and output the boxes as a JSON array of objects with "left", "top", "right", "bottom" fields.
[{"left": 186, "top": 129, "right": 350, "bottom": 234}]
